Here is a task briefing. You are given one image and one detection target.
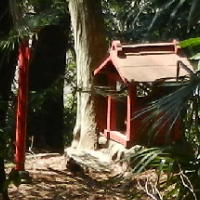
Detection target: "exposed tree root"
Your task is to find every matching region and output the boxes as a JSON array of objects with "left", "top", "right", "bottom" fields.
[{"left": 65, "top": 139, "right": 143, "bottom": 176}]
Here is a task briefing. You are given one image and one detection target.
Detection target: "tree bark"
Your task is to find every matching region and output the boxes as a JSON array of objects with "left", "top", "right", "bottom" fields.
[
  {"left": 68, "top": 0, "right": 107, "bottom": 150},
  {"left": 28, "top": 23, "right": 69, "bottom": 153}
]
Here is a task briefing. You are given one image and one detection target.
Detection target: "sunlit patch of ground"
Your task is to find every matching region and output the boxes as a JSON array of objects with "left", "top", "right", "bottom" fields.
[
  {"left": 7, "top": 155, "right": 128, "bottom": 200},
  {"left": 6, "top": 155, "right": 160, "bottom": 200}
]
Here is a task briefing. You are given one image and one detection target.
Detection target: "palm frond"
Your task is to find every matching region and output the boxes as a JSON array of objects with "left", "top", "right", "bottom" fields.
[
  {"left": 188, "top": 0, "right": 198, "bottom": 21},
  {"left": 170, "top": 0, "right": 186, "bottom": 19},
  {"left": 147, "top": 0, "right": 176, "bottom": 32},
  {"left": 129, "top": 147, "right": 166, "bottom": 173},
  {"left": 188, "top": 0, "right": 200, "bottom": 28},
  {"left": 180, "top": 38, "right": 200, "bottom": 48},
  {"left": 130, "top": 1, "right": 152, "bottom": 28},
  {"left": 134, "top": 82, "right": 199, "bottom": 145}
]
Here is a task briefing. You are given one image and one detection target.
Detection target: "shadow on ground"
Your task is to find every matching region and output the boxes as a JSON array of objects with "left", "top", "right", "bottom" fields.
[{"left": 7, "top": 155, "right": 139, "bottom": 200}]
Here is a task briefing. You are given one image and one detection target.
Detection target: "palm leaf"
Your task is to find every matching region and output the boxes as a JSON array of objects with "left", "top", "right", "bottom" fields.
[
  {"left": 188, "top": 0, "right": 198, "bottom": 21},
  {"left": 130, "top": 147, "right": 165, "bottom": 173},
  {"left": 180, "top": 38, "right": 200, "bottom": 48},
  {"left": 128, "top": 1, "right": 151, "bottom": 28},
  {"left": 190, "top": 53, "right": 200, "bottom": 61},
  {"left": 188, "top": 0, "right": 200, "bottom": 28},
  {"left": 169, "top": 0, "right": 186, "bottom": 19},
  {"left": 147, "top": 0, "right": 176, "bottom": 32},
  {"left": 135, "top": 71, "right": 200, "bottom": 143}
]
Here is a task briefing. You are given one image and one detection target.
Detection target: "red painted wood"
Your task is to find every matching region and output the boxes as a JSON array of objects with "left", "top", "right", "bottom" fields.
[
  {"left": 93, "top": 40, "right": 187, "bottom": 147},
  {"left": 111, "top": 98, "right": 116, "bottom": 130},
  {"left": 15, "top": 39, "right": 30, "bottom": 171},
  {"left": 102, "top": 130, "right": 128, "bottom": 146},
  {"left": 95, "top": 95, "right": 107, "bottom": 132},
  {"left": 93, "top": 55, "right": 111, "bottom": 75},
  {"left": 106, "top": 78, "right": 116, "bottom": 131},
  {"left": 107, "top": 95, "right": 112, "bottom": 131},
  {"left": 129, "top": 84, "right": 137, "bottom": 145},
  {"left": 126, "top": 85, "right": 132, "bottom": 144}
]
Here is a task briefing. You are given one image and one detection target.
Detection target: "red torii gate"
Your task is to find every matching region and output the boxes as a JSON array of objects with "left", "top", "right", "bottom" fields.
[{"left": 14, "top": 39, "right": 30, "bottom": 174}]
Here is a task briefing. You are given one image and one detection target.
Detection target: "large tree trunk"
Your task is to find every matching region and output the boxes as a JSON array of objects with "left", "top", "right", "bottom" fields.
[
  {"left": 68, "top": 0, "right": 107, "bottom": 150},
  {"left": 0, "top": 1, "right": 16, "bottom": 199},
  {"left": 28, "top": 23, "right": 69, "bottom": 153},
  {"left": 26, "top": 0, "right": 70, "bottom": 153}
]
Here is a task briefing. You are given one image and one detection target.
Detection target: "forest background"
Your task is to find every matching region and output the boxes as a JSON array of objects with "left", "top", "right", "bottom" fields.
[{"left": 1, "top": 0, "right": 200, "bottom": 199}]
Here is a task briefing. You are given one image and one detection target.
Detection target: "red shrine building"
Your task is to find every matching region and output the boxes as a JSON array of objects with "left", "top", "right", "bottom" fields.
[{"left": 94, "top": 40, "right": 194, "bottom": 148}]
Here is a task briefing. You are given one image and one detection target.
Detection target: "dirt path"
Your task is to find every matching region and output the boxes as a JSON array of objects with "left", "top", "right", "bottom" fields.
[{"left": 7, "top": 155, "right": 137, "bottom": 200}]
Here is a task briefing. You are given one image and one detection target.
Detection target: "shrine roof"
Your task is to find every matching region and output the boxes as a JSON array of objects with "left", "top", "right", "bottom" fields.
[{"left": 94, "top": 40, "right": 194, "bottom": 83}]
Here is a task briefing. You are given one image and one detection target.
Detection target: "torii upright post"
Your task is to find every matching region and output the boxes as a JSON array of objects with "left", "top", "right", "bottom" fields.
[{"left": 15, "top": 39, "right": 30, "bottom": 172}]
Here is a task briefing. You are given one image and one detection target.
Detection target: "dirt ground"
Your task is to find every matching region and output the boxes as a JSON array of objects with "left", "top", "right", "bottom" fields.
[{"left": 5, "top": 154, "right": 155, "bottom": 200}]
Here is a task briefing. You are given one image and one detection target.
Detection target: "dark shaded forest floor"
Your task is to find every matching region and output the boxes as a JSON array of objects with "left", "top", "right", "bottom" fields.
[{"left": 6, "top": 155, "right": 157, "bottom": 200}]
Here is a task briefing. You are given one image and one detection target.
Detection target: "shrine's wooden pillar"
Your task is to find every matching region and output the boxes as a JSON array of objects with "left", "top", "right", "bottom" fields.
[
  {"left": 126, "top": 84, "right": 136, "bottom": 147},
  {"left": 106, "top": 78, "right": 116, "bottom": 131},
  {"left": 15, "top": 39, "right": 29, "bottom": 171}
]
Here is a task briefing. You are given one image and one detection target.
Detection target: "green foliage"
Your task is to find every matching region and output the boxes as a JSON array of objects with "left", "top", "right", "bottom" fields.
[
  {"left": 63, "top": 51, "right": 77, "bottom": 145},
  {"left": 130, "top": 144, "right": 200, "bottom": 199},
  {"left": 180, "top": 38, "right": 200, "bottom": 48},
  {"left": 103, "top": 0, "right": 200, "bottom": 42},
  {"left": 130, "top": 147, "right": 168, "bottom": 173},
  {"left": 0, "top": 0, "right": 69, "bottom": 73},
  {"left": 0, "top": 130, "right": 8, "bottom": 158},
  {"left": 190, "top": 53, "right": 200, "bottom": 61},
  {"left": 63, "top": 97, "right": 76, "bottom": 145},
  {"left": 180, "top": 38, "right": 200, "bottom": 70},
  {"left": 0, "top": 92, "right": 16, "bottom": 160},
  {"left": 3, "top": 169, "right": 21, "bottom": 190},
  {"left": 0, "top": 30, "right": 19, "bottom": 50}
]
